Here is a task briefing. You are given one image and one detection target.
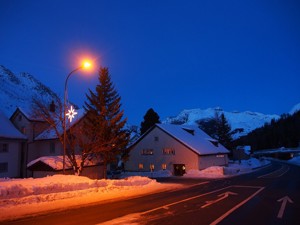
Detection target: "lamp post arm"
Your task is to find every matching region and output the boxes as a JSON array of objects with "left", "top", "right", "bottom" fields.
[{"left": 63, "top": 66, "right": 83, "bottom": 173}]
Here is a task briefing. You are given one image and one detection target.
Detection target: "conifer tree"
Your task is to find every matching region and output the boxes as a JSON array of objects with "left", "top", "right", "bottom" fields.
[
  {"left": 140, "top": 108, "right": 160, "bottom": 135},
  {"left": 84, "top": 67, "right": 130, "bottom": 178},
  {"left": 216, "top": 113, "right": 233, "bottom": 151}
]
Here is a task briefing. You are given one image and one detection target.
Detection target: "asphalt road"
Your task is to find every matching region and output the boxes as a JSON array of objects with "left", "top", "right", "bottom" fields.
[{"left": 2, "top": 161, "right": 299, "bottom": 225}]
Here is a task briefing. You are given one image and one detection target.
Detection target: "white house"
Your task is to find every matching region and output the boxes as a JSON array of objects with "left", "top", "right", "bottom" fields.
[
  {"left": 125, "top": 124, "right": 229, "bottom": 175},
  {"left": 0, "top": 111, "right": 27, "bottom": 178}
]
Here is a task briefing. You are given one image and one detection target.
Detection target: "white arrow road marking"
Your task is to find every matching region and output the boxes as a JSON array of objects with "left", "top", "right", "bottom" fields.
[
  {"left": 277, "top": 196, "right": 293, "bottom": 219},
  {"left": 201, "top": 191, "right": 238, "bottom": 208}
]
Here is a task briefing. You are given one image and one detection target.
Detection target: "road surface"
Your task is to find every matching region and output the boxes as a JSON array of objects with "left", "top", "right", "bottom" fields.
[{"left": 2, "top": 161, "right": 299, "bottom": 225}]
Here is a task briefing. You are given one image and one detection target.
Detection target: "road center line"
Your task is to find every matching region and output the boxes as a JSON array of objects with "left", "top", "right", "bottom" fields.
[
  {"left": 258, "top": 165, "right": 289, "bottom": 178},
  {"left": 209, "top": 186, "right": 265, "bottom": 225}
]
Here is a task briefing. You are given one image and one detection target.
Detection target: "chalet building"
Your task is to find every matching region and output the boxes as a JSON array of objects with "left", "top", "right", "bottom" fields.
[
  {"left": 1, "top": 106, "right": 103, "bottom": 179},
  {"left": 10, "top": 107, "right": 49, "bottom": 142},
  {"left": 125, "top": 124, "right": 229, "bottom": 175},
  {"left": 0, "top": 111, "right": 27, "bottom": 178}
]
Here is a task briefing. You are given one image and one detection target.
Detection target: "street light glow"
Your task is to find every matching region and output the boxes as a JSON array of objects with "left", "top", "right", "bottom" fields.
[{"left": 83, "top": 61, "right": 91, "bottom": 69}]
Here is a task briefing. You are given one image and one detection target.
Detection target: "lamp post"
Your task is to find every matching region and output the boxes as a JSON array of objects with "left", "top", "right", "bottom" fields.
[{"left": 63, "top": 61, "right": 91, "bottom": 173}]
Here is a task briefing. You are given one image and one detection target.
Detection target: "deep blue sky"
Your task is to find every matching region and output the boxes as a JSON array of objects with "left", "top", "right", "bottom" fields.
[{"left": 0, "top": 0, "right": 299, "bottom": 125}]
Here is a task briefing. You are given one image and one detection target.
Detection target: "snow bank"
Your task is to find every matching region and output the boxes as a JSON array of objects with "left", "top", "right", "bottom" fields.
[
  {"left": 0, "top": 175, "right": 177, "bottom": 222},
  {"left": 184, "top": 158, "right": 270, "bottom": 178}
]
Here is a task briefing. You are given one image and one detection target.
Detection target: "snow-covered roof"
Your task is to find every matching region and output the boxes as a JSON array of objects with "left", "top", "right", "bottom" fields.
[
  {"left": 0, "top": 110, "right": 27, "bottom": 139},
  {"left": 34, "top": 108, "right": 85, "bottom": 140},
  {"left": 156, "top": 124, "right": 229, "bottom": 155},
  {"left": 27, "top": 155, "right": 102, "bottom": 170}
]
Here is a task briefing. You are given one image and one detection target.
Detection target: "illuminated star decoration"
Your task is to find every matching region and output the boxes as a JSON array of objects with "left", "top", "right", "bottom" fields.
[{"left": 66, "top": 105, "right": 77, "bottom": 122}]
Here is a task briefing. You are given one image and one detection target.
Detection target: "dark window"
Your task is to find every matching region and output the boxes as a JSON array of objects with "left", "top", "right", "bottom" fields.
[
  {"left": 50, "top": 142, "right": 55, "bottom": 154},
  {"left": 209, "top": 140, "right": 219, "bottom": 147},
  {"left": 154, "top": 136, "right": 159, "bottom": 141},
  {"left": 141, "top": 149, "right": 154, "bottom": 155},
  {"left": 182, "top": 128, "right": 195, "bottom": 135},
  {"left": 0, "top": 162, "right": 8, "bottom": 173},
  {"left": 0, "top": 143, "right": 8, "bottom": 153}
]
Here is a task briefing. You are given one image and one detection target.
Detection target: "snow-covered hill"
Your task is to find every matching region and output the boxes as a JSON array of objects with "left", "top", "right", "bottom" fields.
[
  {"left": 164, "top": 107, "right": 280, "bottom": 139},
  {"left": 0, "top": 65, "right": 60, "bottom": 117},
  {"left": 290, "top": 103, "right": 300, "bottom": 115}
]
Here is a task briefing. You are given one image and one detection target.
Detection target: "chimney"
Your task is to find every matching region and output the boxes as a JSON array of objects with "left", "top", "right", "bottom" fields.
[{"left": 49, "top": 100, "right": 55, "bottom": 112}]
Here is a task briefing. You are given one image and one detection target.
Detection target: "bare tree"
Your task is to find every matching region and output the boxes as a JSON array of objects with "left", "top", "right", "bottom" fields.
[{"left": 31, "top": 97, "right": 90, "bottom": 175}]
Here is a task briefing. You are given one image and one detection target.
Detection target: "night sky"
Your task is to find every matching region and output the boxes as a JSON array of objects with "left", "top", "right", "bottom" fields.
[{"left": 0, "top": 0, "right": 299, "bottom": 125}]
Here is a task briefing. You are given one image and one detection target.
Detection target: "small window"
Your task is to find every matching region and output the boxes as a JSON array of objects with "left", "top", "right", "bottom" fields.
[
  {"left": 138, "top": 163, "right": 144, "bottom": 170},
  {"left": 163, "top": 148, "right": 175, "bottom": 155},
  {"left": 0, "top": 144, "right": 8, "bottom": 153},
  {"left": 49, "top": 142, "right": 55, "bottom": 154},
  {"left": 162, "top": 163, "right": 167, "bottom": 170},
  {"left": 150, "top": 164, "right": 155, "bottom": 171},
  {"left": 154, "top": 136, "right": 159, "bottom": 141},
  {"left": 0, "top": 162, "right": 8, "bottom": 173},
  {"left": 216, "top": 154, "right": 225, "bottom": 158},
  {"left": 182, "top": 128, "right": 195, "bottom": 135},
  {"left": 141, "top": 149, "right": 154, "bottom": 155},
  {"left": 210, "top": 140, "right": 219, "bottom": 147},
  {"left": 18, "top": 115, "right": 22, "bottom": 121},
  {"left": 21, "top": 126, "right": 26, "bottom": 134}
]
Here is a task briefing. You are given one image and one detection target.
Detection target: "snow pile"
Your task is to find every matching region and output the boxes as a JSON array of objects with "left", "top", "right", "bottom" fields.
[
  {"left": 288, "top": 155, "right": 300, "bottom": 166},
  {"left": 0, "top": 175, "right": 175, "bottom": 222},
  {"left": 184, "top": 158, "right": 270, "bottom": 178},
  {"left": 0, "top": 175, "right": 157, "bottom": 201},
  {"left": 185, "top": 167, "right": 224, "bottom": 178}
]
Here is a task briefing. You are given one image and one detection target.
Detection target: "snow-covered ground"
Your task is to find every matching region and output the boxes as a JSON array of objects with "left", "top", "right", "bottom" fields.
[{"left": 1, "top": 157, "right": 299, "bottom": 222}]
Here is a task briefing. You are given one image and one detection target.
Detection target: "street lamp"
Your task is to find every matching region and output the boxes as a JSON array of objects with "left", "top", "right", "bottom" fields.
[{"left": 63, "top": 61, "right": 92, "bottom": 173}]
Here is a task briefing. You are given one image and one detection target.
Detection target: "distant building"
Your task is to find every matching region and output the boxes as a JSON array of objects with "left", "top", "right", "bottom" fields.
[
  {"left": 0, "top": 111, "right": 27, "bottom": 178},
  {"left": 233, "top": 146, "right": 251, "bottom": 161},
  {"left": 125, "top": 124, "right": 229, "bottom": 176},
  {"left": 1, "top": 106, "right": 104, "bottom": 179}
]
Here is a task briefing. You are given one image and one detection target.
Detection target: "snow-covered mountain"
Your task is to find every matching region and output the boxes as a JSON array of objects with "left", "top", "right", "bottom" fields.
[
  {"left": 0, "top": 65, "right": 60, "bottom": 117},
  {"left": 290, "top": 103, "right": 300, "bottom": 115},
  {"left": 163, "top": 107, "right": 280, "bottom": 139},
  {"left": 1, "top": 65, "right": 299, "bottom": 139}
]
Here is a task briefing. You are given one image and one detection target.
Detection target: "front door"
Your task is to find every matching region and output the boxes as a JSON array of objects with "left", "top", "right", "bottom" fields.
[{"left": 173, "top": 164, "right": 186, "bottom": 176}]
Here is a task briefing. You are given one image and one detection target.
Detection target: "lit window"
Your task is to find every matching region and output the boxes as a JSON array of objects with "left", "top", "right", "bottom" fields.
[
  {"left": 216, "top": 154, "right": 224, "bottom": 158},
  {"left": 163, "top": 148, "right": 175, "bottom": 155},
  {"left": 0, "top": 144, "right": 8, "bottom": 153},
  {"left": 162, "top": 164, "right": 167, "bottom": 170},
  {"left": 141, "top": 149, "right": 154, "bottom": 155},
  {"left": 150, "top": 164, "right": 155, "bottom": 171},
  {"left": 0, "top": 162, "right": 8, "bottom": 173},
  {"left": 138, "top": 163, "right": 144, "bottom": 169}
]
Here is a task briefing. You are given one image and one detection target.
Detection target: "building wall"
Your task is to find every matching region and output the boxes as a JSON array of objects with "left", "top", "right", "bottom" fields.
[
  {"left": 28, "top": 139, "right": 63, "bottom": 162},
  {"left": 198, "top": 154, "right": 228, "bottom": 170},
  {"left": 125, "top": 127, "right": 199, "bottom": 174},
  {"left": 0, "top": 140, "right": 23, "bottom": 178},
  {"left": 11, "top": 110, "right": 48, "bottom": 142}
]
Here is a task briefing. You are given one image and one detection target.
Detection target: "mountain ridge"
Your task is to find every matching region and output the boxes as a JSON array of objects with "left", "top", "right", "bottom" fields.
[
  {"left": 163, "top": 107, "right": 281, "bottom": 139},
  {"left": 0, "top": 65, "right": 60, "bottom": 118},
  {"left": 0, "top": 65, "right": 298, "bottom": 140}
]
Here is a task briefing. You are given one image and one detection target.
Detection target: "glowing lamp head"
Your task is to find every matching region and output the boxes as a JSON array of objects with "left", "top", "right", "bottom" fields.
[{"left": 83, "top": 61, "right": 92, "bottom": 69}]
